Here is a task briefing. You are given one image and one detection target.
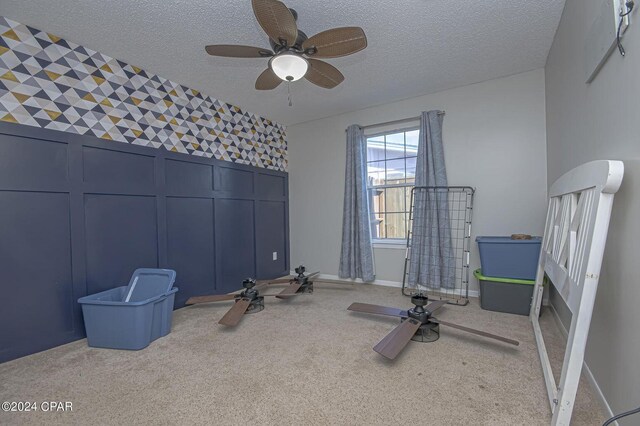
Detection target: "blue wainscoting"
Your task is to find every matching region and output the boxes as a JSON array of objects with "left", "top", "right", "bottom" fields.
[{"left": 0, "top": 121, "right": 289, "bottom": 363}]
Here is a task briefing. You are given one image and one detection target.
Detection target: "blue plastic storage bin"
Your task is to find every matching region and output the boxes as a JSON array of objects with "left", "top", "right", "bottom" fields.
[
  {"left": 476, "top": 236, "right": 542, "bottom": 280},
  {"left": 78, "top": 269, "right": 178, "bottom": 350}
]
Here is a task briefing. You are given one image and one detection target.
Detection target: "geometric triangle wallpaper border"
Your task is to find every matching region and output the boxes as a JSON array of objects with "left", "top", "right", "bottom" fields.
[{"left": 0, "top": 16, "right": 287, "bottom": 171}]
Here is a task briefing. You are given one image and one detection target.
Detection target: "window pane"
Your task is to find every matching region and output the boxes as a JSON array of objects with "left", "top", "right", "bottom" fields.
[
  {"left": 376, "top": 213, "right": 387, "bottom": 238},
  {"left": 370, "top": 209, "right": 383, "bottom": 239},
  {"left": 369, "top": 186, "right": 384, "bottom": 215},
  {"left": 405, "top": 187, "right": 413, "bottom": 214},
  {"left": 371, "top": 221, "right": 382, "bottom": 239},
  {"left": 405, "top": 211, "right": 411, "bottom": 235},
  {"left": 406, "top": 156, "right": 416, "bottom": 184},
  {"left": 405, "top": 130, "right": 419, "bottom": 156},
  {"left": 385, "top": 187, "right": 406, "bottom": 213},
  {"left": 369, "top": 201, "right": 382, "bottom": 238},
  {"left": 366, "top": 137, "right": 385, "bottom": 162},
  {"left": 384, "top": 213, "right": 407, "bottom": 239},
  {"left": 385, "top": 132, "right": 405, "bottom": 160},
  {"left": 367, "top": 160, "right": 385, "bottom": 187},
  {"left": 385, "top": 158, "right": 406, "bottom": 183}
]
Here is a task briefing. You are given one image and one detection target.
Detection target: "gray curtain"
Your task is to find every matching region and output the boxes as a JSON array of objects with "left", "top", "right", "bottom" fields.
[
  {"left": 407, "top": 111, "right": 455, "bottom": 289},
  {"left": 339, "top": 125, "right": 375, "bottom": 282}
]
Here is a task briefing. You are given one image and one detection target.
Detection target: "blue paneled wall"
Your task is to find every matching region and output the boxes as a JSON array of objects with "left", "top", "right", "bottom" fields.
[{"left": 0, "top": 122, "right": 289, "bottom": 363}]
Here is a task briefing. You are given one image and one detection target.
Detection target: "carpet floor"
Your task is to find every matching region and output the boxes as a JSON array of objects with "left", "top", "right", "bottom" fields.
[{"left": 0, "top": 282, "right": 604, "bottom": 425}]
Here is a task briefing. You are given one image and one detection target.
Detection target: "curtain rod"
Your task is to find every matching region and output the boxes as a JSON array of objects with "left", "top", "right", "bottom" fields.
[{"left": 345, "top": 111, "right": 445, "bottom": 132}]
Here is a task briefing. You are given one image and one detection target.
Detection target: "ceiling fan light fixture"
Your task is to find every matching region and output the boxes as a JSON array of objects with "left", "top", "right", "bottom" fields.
[{"left": 269, "top": 52, "right": 309, "bottom": 82}]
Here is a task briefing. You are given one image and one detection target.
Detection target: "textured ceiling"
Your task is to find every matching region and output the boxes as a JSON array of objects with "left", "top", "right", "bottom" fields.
[{"left": 0, "top": 0, "right": 565, "bottom": 125}]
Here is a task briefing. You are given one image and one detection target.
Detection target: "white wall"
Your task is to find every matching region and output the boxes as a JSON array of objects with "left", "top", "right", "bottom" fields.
[
  {"left": 545, "top": 0, "right": 640, "bottom": 420},
  {"left": 287, "top": 69, "right": 548, "bottom": 292}
]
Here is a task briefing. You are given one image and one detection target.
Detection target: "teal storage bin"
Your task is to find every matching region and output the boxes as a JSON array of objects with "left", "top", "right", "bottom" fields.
[
  {"left": 475, "top": 269, "right": 535, "bottom": 316},
  {"left": 78, "top": 269, "right": 177, "bottom": 350}
]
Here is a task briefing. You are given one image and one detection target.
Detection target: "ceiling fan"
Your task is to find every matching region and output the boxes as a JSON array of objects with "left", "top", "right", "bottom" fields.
[
  {"left": 348, "top": 295, "right": 520, "bottom": 360},
  {"left": 185, "top": 277, "right": 304, "bottom": 326},
  {"left": 270, "top": 265, "right": 320, "bottom": 298},
  {"left": 204, "top": 0, "right": 367, "bottom": 90},
  {"left": 265, "top": 265, "right": 355, "bottom": 296}
]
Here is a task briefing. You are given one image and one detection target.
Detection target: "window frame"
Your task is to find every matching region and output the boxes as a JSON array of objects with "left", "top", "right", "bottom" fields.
[{"left": 365, "top": 126, "right": 419, "bottom": 245}]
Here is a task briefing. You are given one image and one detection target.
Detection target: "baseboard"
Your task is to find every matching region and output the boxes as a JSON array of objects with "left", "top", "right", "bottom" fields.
[
  {"left": 548, "top": 303, "right": 616, "bottom": 422},
  {"left": 297, "top": 272, "right": 480, "bottom": 298}
]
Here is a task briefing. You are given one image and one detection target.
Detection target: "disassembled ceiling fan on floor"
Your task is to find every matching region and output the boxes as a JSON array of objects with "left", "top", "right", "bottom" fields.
[
  {"left": 186, "top": 278, "right": 292, "bottom": 327},
  {"left": 348, "top": 295, "right": 520, "bottom": 360},
  {"left": 204, "top": 0, "right": 367, "bottom": 90},
  {"left": 269, "top": 265, "right": 320, "bottom": 298},
  {"left": 184, "top": 266, "right": 320, "bottom": 326},
  {"left": 268, "top": 265, "right": 359, "bottom": 295}
]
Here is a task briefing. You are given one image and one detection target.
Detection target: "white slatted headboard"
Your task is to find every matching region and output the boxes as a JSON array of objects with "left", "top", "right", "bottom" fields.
[{"left": 530, "top": 160, "right": 623, "bottom": 425}]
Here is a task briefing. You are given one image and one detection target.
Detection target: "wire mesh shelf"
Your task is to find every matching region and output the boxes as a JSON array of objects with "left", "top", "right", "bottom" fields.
[{"left": 401, "top": 186, "right": 475, "bottom": 305}]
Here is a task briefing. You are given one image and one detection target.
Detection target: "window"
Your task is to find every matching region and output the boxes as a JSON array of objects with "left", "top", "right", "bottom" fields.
[{"left": 366, "top": 128, "right": 419, "bottom": 241}]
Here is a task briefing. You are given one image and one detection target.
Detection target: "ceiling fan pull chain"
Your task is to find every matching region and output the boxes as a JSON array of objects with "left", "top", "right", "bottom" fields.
[{"left": 287, "top": 81, "right": 293, "bottom": 106}]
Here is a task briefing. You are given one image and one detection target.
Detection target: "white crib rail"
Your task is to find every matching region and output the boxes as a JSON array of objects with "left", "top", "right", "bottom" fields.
[{"left": 530, "top": 160, "right": 623, "bottom": 425}]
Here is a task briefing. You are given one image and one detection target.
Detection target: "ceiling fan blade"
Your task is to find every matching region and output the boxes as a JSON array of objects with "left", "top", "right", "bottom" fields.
[
  {"left": 305, "top": 59, "right": 344, "bottom": 89},
  {"left": 303, "top": 27, "right": 367, "bottom": 58},
  {"left": 314, "top": 278, "right": 354, "bottom": 285},
  {"left": 218, "top": 298, "right": 252, "bottom": 326},
  {"left": 256, "top": 68, "right": 283, "bottom": 90},
  {"left": 262, "top": 293, "right": 304, "bottom": 297},
  {"left": 254, "top": 282, "right": 268, "bottom": 291},
  {"left": 347, "top": 302, "right": 408, "bottom": 318},
  {"left": 425, "top": 299, "right": 449, "bottom": 314},
  {"left": 251, "top": 0, "right": 298, "bottom": 46},
  {"left": 275, "top": 282, "right": 302, "bottom": 299},
  {"left": 431, "top": 318, "right": 520, "bottom": 346},
  {"left": 185, "top": 294, "right": 236, "bottom": 305},
  {"left": 373, "top": 318, "right": 422, "bottom": 360},
  {"left": 256, "top": 276, "right": 294, "bottom": 285},
  {"left": 205, "top": 44, "right": 273, "bottom": 58}
]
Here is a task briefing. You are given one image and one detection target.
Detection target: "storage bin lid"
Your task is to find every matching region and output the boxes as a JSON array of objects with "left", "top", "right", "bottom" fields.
[
  {"left": 473, "top": 269, "right": 536, "bottom": 285},
  {"left": 476, "top": 236, "right": 542, "bottom": 244},
  {"left": 123, "top": 269, "right": 176, "bottom": 302}
]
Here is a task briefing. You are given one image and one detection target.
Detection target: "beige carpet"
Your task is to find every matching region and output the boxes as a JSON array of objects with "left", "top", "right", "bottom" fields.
[{"left": 0, "top": 283, "right": 604, "bottom": 425}]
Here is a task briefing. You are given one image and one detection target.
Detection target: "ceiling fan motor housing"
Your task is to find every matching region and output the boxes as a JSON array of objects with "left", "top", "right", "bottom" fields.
[
  {"left": 270, "top": 29, "right": 308, "bottom": 53},
  {"left": 242, "top": 278, "right": 257, "bottom": 289},
  {"left": 407, "top": 306, "right": 429, "bottom": 324},
  {"left": 405, "top": 295, "right": 441, "bottom": 342},
  {"left": 238, "top": 279, "right": 264, "bottom": 314},
  {"left": 240, "top": 278, "right": 261, "bottom": 300},
  {"left": 297, "top": 277, "right": 314, "bottom": 294},
  {"left": 293, "top": 265, "right": 315, "bottom": 293},
  {"left": 239, "top": 295, "right": 264, "bottom": 314}
]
